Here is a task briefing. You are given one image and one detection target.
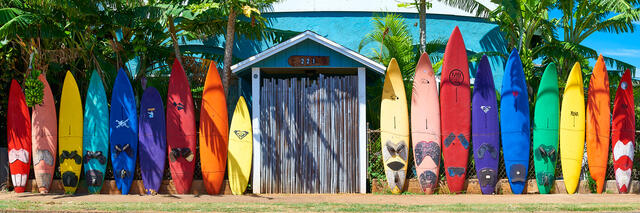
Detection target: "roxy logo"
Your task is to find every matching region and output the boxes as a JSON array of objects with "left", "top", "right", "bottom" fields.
[
  {"left": 449, "top": 69, "right": 464, "bottom": 86},
  {"left": 481, "top": 106, "right": 491, "bottom": 113},
  {"left": 235, "top": 130, "right": 249, "bottom": 139}
]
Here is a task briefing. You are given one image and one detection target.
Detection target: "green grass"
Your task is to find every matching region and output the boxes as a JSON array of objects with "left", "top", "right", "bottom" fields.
[{"left": 0, "top": 200, "right": 639, "bottom": 212}]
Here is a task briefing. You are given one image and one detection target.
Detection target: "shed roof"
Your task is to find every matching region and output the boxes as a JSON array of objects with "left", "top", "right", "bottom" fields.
[{"left": 230, "top": 30, "right": 386, "bottom": 74}]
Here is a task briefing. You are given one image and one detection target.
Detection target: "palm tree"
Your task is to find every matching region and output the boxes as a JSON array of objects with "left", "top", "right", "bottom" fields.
[
  {"left": 543, "top": 0, "right": 640, "bottom": 79},
  {"left": 358, "top": 13, "right": 447, "bottom": 129},
  {"left": 188, "top": 0, "right": 280, "bottom": 97}
]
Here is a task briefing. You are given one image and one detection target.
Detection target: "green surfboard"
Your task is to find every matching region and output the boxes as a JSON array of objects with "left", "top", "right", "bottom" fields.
[{"left": 532, "top": 63, "right": 560, "bottom": 194}]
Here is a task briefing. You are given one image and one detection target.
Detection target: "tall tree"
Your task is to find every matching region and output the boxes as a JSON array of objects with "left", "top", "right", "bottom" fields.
[
  {"left": 544, "top": 0, "right": 640, "bottom": 78},
  {"left": 190, "top": 0, "right": 279, "bottom": 96},
  {"left": 398, "top": 0, "right": 433, "bottom": 53},
  {"left": 358, "top": 13, "right": 447, "bottom": 128}
]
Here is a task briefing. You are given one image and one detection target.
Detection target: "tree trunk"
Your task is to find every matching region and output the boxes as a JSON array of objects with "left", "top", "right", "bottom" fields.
[
  {"left": 223, "top": 8, "right": 237, "bottom": 97},
  {"left": 418, "top": 0, "right": 426, "bottom": 54},
  {"left": 168, "top": 16, "right": 182, "bottom": 65}
]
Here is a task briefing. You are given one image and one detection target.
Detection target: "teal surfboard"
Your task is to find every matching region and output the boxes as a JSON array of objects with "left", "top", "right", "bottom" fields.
[
  {"left": 532, "top": 63, "right": 559, "bottom": 194},
  {"left": 83, "top": 70, "right": 109, "bottom": 193}
]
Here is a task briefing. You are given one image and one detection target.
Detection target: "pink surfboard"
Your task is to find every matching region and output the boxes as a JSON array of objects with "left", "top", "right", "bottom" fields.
[
  {"left": 32, "top": 74, "right": 57, "bottom": 193},
  {"left": 411, "top": 53, "right": 441, "bottom": 194}
]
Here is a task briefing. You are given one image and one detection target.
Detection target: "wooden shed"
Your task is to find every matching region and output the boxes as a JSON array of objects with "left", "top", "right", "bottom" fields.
[{"left": 231, "top": 31, "right": 384, "bottom": 194}]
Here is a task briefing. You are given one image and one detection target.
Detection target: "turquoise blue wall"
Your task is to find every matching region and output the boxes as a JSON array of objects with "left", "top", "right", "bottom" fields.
[{"left": 228, "top": 12, "right": 508, "bottom": 89}]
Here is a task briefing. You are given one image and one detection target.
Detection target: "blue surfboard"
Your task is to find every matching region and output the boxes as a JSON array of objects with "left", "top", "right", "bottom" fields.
[
  {"left": 500, "top": 49, "right": 531, "bottom": 194},
  {"left": 138, "top": 87, "right": 166, "bottom": 194},
  {"left": 110, "top": 68, "right": 138, "bottom": 194},
  {"left": 83, "top": 70, "right": 109, "bottom": 193}
]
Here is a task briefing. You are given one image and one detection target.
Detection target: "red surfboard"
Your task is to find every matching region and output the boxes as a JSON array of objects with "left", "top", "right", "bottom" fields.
[
  {"left": 612, "top": 69, "right": 635, "bottom": 193},
  {"left": 7, "top": 80, "right": 32, "bottom": 193},
  {"left": 439, "top": 26, "right": 470, "bottom": 193},
  {"left": 166, "top": 59, "right": 197, "bottom": 194}
]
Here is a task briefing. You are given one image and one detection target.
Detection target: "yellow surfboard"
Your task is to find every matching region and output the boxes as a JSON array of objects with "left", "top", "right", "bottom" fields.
[
  {"left": 227, "top": 96, "right": 253, "bottom": 195},
  {"left": 560, "top": 62, "right": 585, "bottom": 194},
  {"left": 380, "top": 58, "right": 410, "bottom": 194},
  {"left": 58, "top": 71, "right": 83, "bottom": 194}
]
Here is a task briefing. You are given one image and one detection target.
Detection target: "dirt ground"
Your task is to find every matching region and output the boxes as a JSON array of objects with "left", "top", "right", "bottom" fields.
[{"left": 1, "top": 192, "right": 640, "bottom": 205}]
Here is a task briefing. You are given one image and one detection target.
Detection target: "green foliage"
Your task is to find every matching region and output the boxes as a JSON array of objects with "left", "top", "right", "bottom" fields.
[
  {"left": 359, "top": 13, "right": 447, "bottom": 129},
  {"left": 23, "top": 69, "right": 43, "bottom": 107}
]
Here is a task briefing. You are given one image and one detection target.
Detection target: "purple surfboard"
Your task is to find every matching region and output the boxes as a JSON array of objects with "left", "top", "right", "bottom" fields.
[
  {"left": 138, "top": 87, "right": 166, "bottom": 195},
  {"left": 472, "top": 56, "right": 500, "bottom": 194}
]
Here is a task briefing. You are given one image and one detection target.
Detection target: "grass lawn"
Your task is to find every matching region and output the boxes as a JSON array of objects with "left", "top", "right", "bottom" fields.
[{"left": 0, "top": 200, "right": 639, "bottom": 212}]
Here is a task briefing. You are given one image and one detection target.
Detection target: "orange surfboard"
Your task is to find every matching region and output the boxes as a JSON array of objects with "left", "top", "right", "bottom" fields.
[
  {"left": 199, "top": 61, "right": 229, "bottom": 194},
  {"left": 586, "top": 55, "right": 610, "bottom": 193}
]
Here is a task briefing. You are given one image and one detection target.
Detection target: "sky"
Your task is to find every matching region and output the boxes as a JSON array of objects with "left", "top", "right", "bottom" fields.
[{"left": 549, "top": 10, "right": 640, "bottom": 77}]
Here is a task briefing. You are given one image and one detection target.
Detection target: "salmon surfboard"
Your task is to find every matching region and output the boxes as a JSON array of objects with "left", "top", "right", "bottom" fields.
[
  {"left": 83, "top": 70, "right": 109, "bottom": 194},
  {"left": 440, "top": 26, "right": 470, "bottom": 193},
  {"left": 110, "top": 69, "right": 138, "bottom": 195},
  {"left": 612, "top": 69, "right": 635, "bottom": 193},
  {"left": 500, "top": 49, "right": 530, "bottom": 194},
  {"left": 381, "top": 58, "right": 409, "bottom": 194},
  {"left": 59, "top": 71, "right": 83, "bottom": 194},
  {"left": 8, "top": 80, "right": 31, "bottom": 193},
  {"left": 228, "top": 96, "right": 252, "bottom": 195},
  {"left": 200, "top": 61, "right": 229, "bottom": 195},
  {"left": 139, "top": 87, "right": 166, "bottom": 195},
  {"left": 167, "top": 59, "right": 196, "bottom": 194},
  {"left": 532, "top": 63, "right": 560, "bottom": 194},
  {"left": 32, "top": 74, "right": 56, "bottom": 193},
  {"left": 560, "top": 62, "right": 586, "bottom": 194},
  {"left": 411, "top": 53, "right": 441, "bottom": 194},
  {"left": 586, "top": 55, "right": 610, "bottom": 193},
  {"left": 472, "top": 55, "right": 500, "bottom": 194}
]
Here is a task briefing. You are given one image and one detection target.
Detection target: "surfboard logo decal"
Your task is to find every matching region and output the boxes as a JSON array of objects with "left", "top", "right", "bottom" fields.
[
  {"left": 147, "top": 108, "right": 155, "bottom": 118},
  {"left": 449, "top": 69, "right": 464, "bottom": 86},
  {"left": 481, "top": 106, "right": 491, "bottom": 113},
  {"left": 621, "top": 81, "right": 628, "bottom": 90},
  {"left": 115, "top": 119, "right": 130, "bottom": 128},
  {"left": 234, "top": 130, "right": 249, "bottom": 139}
]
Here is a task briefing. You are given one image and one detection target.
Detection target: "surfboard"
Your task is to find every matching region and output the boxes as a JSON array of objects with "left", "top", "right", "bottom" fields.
[
  {"left": 199, "top": 61, "right": 229, "bottom": 195},
  {"left": 380, "top": 58, "right": 409, "bottom": 194},
  {"left": 500, "top": 49, "right": 530, "bottom": 194},
  {"left": 560, "top": 62, "right": 586, "bottom": 194},
  {"left": 110, "top": 68, "right": 138, "bottom": 195},
  {"left": 472, "top": 55, "right": 500, "bottom": 194},
  {"left": 8, "top": 80, "right": 31, "bottom": 193},
  {"left": 228, "top": 96, "right": 252, "bottom": 195},
  {"left": 586, "top": 55, "right": 610, "bottom": 194},
  {"left": 83, "top": 70, "right": 109, "bottom": 194},
  {"left": 32, "top": 74, "right": 56, "bottom": 193},
  {"left": 612, "top": 69, "right": 635, "bottom": 193},
  {"left": 440, "top": 26, "right": 470, "bottom": 193},
  {"left": 139, "top": 86, "right": 166, "bottom": 195},
  {"left": 167, "top": 59, "right": 196, "bottom": 194},
  {"left": 59, "top": 71, "right": 83, "bottom": 194},
  {"left": 411, "top": 53, "right": 441, "bottom": 194},
  {"left": 532, "top": 63, "right": 560, "bottom": 194}
]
